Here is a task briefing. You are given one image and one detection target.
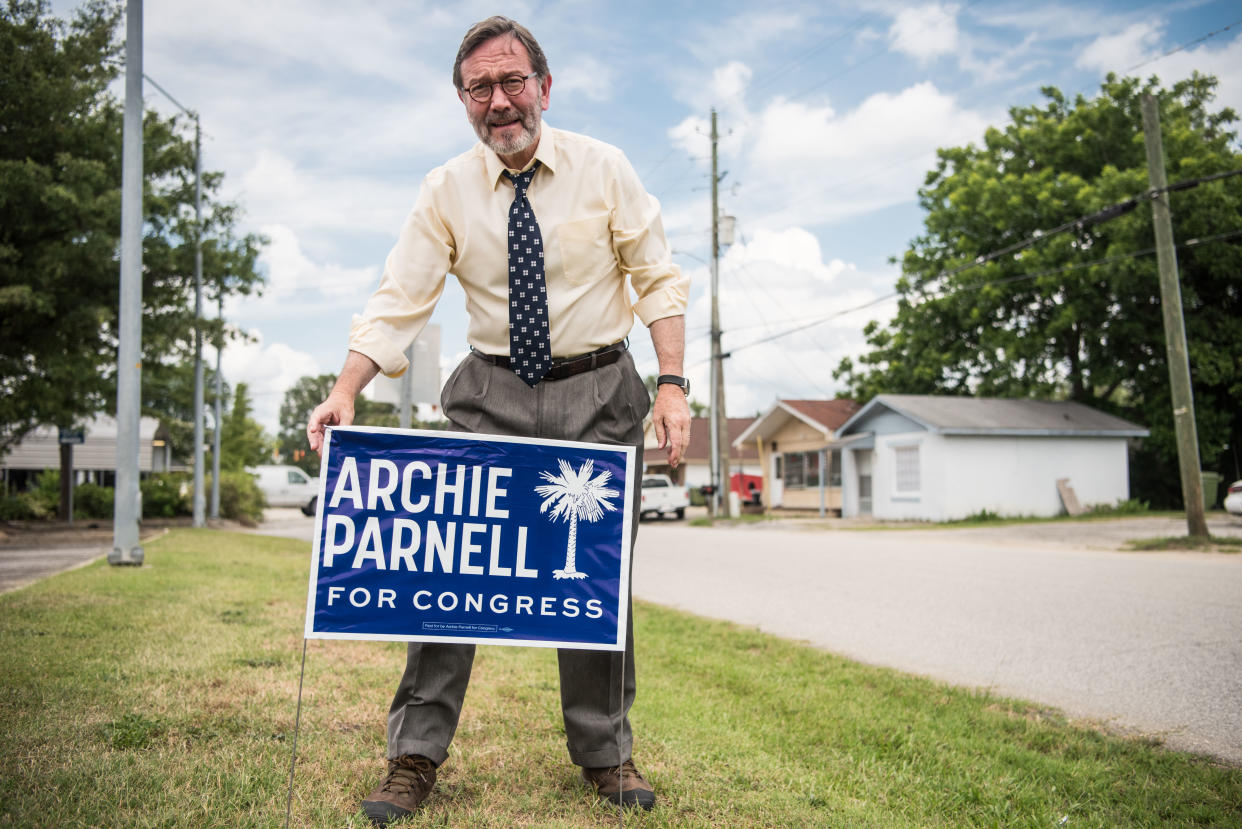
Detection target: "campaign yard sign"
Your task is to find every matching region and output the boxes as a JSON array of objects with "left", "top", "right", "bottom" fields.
[{"left": 304, "top": 426, "right": 635, "bottom": 651}]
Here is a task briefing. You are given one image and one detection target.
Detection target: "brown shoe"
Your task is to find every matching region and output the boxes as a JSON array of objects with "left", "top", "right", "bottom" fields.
[
  {"left": 361, "top": 755, "right": 436, "bottom": 825},
  {"left": 582, "top": 758, "right": 656, "bottom": 810}
]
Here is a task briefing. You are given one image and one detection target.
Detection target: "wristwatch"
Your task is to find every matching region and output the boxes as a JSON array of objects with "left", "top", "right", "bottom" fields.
[{"left": 657, "top": 374, "right": 690, "bottom": 396}]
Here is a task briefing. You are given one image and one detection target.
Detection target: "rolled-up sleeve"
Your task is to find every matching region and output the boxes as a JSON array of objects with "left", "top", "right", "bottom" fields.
[
  {"left": 609, "top": 152, "right": 688, "bottom": 326},
  {"left": 349, "top": 176, "right": 454, "bottom": 377}
]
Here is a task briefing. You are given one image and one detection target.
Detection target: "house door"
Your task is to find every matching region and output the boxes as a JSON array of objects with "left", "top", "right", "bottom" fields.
[
  {"left": 770, "top": 454, "right": 783, "bottom": 507},
  {"left": 857, "top": 450, "right": 873, "bottom": 515}
]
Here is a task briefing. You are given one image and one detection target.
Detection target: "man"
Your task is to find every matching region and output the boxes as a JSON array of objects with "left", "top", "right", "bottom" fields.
[{"left": 306, "top": 16, "right": 690, "bottom": 825}]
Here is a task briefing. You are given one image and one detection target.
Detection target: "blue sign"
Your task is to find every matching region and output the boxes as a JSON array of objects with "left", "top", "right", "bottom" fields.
[{"left": 304, "top": 426, "right": 635, "bottom": 651}]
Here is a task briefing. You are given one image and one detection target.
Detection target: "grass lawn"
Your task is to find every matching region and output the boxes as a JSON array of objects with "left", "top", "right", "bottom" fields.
[{"left": 1, "top": 529, "right": 1239, "bottom": 827}]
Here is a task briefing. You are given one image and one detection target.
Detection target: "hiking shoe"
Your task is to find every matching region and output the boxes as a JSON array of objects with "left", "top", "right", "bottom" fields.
[
  {"left": 582, "top": 758, "right": 656, "bottom": 810},
  {"left": 361, "top": 755, "right": 436, "bottom": 825}
]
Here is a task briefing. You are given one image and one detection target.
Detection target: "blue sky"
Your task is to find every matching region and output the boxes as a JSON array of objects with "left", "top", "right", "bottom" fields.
[{"left": 58, "top": 0, "right": 1242, "bottom": 432}]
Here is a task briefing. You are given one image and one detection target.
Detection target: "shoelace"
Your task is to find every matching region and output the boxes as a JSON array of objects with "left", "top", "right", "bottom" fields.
[{"left": 381, "top": 757, "right": 433, "bottom": 794}]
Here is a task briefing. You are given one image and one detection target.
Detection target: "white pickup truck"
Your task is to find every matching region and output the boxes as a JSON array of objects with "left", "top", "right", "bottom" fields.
[{"left": 639, "top": 474, "right": 690, "bottom": 520}]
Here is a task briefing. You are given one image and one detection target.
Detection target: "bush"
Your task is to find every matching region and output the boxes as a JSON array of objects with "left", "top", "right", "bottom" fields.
[
  {"left": 141, "top": 473, "right": 190, "bottom": 518},
  {"left": 1087, "top": 498, "right": 1150, "bottom": 516},
  {"left": 73, "top": 483, "right": 113, "bottom": 520},
  {"left": 0, "top": 493, "right": 49, "bottom": 521},
  {"left": 209, "top": 470, "right": 266, "bottom": 526}
]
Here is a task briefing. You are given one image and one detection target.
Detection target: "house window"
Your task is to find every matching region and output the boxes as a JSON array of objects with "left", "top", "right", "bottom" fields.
[
  {"left": 781, "top": 450, "right": 842, "bottom": 489},
  {"left": 894, "top": 445, "right": 920, "bottom": 492}
]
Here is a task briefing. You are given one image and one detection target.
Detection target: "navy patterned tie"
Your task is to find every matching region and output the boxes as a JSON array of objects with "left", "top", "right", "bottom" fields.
[{"left": 504, "top": 161, "right": 551, "bottom": 386}]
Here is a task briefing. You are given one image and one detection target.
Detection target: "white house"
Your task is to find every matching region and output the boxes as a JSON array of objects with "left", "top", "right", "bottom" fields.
[
  {"left": 835, "top": 395, "right": 1148, "bottom": 521},
  {"left": 1, "top": 415, "right": 174, "bottom": 493}
]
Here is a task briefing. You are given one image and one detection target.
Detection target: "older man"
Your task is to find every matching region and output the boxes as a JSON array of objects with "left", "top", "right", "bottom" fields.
[{"left": 306, "top": 15, "right": 690, "bottom": 824}]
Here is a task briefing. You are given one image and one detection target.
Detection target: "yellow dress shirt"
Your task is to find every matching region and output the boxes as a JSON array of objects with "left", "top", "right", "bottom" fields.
[{"left": 349, "top": 125, "right": 689, "bottom": 377}]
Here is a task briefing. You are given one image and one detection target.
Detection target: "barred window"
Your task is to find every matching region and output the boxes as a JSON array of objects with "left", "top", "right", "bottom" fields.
[
  {"left": 781, "top": 450, "right": 842, "bottom": 489},
  {"left": 894, "top": 445, "right": 920, "bottom": 492}
]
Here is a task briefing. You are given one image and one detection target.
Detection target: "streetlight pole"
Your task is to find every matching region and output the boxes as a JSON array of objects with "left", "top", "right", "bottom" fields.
[
  {"left": 110, "top": 0, "right": 144, "bottom": 566},
  {"left": 211, "top": 290, "right": 222, "bottom": 519},
  {"left": 142, "top": 75, "right": 205, "bottom": 527}
]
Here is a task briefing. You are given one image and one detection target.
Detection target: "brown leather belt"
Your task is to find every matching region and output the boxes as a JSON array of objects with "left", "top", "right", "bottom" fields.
[{"left": 473, "top": 340, "right": 627, "bottom": 381}]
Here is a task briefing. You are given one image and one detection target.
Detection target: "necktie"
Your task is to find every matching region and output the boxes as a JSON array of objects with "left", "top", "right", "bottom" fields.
[{"left": 504, "top": 161, "right": 551, "bottom": 386}]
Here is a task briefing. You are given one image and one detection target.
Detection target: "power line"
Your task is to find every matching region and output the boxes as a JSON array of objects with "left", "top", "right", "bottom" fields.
[
  {"left": 1124, "top": 17, "right": 1242, "bottom": 74},
  {"left": 702, "top": 227, "right": 1242, "bottom": 365}
]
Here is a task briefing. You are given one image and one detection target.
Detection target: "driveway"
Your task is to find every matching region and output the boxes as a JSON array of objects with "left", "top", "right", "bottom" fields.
[{"left": 631, "top": 514, "right": 1242, "bottom": 765}]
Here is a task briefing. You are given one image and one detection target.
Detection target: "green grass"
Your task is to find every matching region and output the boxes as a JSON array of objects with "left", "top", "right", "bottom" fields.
[
  {"left": 1, "top": 529, "right": 1239, "bottom": 827},
  {"left": 1127, "top": 535, "right": 1242, "bottom": 553}
]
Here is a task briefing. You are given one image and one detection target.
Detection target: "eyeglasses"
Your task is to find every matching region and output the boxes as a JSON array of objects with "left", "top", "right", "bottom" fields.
[{"left": 464, "top": 73, "right": 538, "bottom": 103}]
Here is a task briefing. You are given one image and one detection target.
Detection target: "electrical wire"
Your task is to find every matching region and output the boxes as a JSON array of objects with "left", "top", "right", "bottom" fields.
[{"left": 1124, "top": 17, "right": 1242, "bottom": 74}]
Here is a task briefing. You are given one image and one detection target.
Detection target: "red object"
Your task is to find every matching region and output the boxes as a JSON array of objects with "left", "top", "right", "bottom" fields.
[{"left": 731, "top": 473, "right": 763, "bottom": 498}]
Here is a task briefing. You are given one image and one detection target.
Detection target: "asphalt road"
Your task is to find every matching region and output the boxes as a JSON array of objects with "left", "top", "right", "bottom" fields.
[{"left": 631, "top": 515, "right": 1242, "bottom": 765}]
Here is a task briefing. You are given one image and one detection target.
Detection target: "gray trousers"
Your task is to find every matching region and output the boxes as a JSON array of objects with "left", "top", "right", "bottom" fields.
[{"left": 386, "top": 349, "right": 650, "bottom": 768}]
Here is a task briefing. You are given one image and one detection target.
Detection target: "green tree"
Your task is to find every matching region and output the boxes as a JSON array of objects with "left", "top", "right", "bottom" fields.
[
  {"left": 219, "top": 383, "right": 271, "bottom": 471},
  {"left": 0, "top": 0, "right": 263, "bottom": 454},
  {"left": 835, "top": 74, "right": 1242, "bottom": 507},
  {"left": 276, "top": 373, "right": 415, "bottom": 474}
]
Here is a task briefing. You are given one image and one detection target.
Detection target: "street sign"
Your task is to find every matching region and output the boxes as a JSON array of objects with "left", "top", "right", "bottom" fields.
[
  {"left": 304, "top": 426, "right": 635, "bottom": 651},
  {"left": 58, "top": 428, "right": 85, "bottom": 445}
]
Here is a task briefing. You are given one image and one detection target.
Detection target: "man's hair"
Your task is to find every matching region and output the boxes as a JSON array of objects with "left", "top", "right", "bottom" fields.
[{"left": 452, "top": 16, "right": 549, "bottom": 90}]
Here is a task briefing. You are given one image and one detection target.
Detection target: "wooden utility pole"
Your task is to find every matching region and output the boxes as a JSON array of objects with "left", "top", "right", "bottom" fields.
[
  {"left": 709, "top": 110, "right": 731, "bottom": 516},
  {"left": 1141, "top": 93, "right": 1208, "bottom": 538}
]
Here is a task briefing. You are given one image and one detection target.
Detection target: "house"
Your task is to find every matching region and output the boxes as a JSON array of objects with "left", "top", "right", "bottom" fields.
[
  {"left": 643, "top": 416, "right": 759, "bottom": 491},
  {"left": 834, "top": 394, "right": 1149, "bottom": 520},
  {"left": 733, "top": 399, "right": 862, "bottom": 511},
  {"left": 0, "top": 415, "right": 175, "bottom": 493}
]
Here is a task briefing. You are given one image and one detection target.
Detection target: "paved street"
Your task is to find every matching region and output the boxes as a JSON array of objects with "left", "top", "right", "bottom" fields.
[{"left": 632, "top": 516, "right": 1242, "bottom": 765}]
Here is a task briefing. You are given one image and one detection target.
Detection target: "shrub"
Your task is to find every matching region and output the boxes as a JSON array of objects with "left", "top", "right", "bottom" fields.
[
  {"left": 141, "top": 473, "right": 190, "bottom": 518},
  {"left": 1087, "top": 498, "right": 1150, "bottom": 516},
  {"left": 73, "top": 483, "right": 114, "bottom": 520},
  {"left": 209, "top": 470, "right": 266, "bottom": 526},
  {"left": 0, "top": 494, "right": 47, "bottom": 521}
]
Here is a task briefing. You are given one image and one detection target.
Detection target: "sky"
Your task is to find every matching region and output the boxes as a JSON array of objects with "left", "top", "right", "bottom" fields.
[{"left": 55, "top": 0, "right": 1242, "bottom": 434}]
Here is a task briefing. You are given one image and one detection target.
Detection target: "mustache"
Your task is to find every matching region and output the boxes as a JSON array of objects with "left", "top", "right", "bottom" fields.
[{"left": 485, "top": 109, "right": 527, "bottom": 126}]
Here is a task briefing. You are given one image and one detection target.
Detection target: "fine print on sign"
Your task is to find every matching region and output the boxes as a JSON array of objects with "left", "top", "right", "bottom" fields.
[{"left": 304, "top": 426, "right": 635, "bottom": 651}]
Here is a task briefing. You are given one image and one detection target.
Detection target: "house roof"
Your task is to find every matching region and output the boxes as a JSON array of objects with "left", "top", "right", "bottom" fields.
[
  {"left": 733, "top": 398, "right": 861, "bottom": 446},
  {"left": 644, "top": 416, "right": 757, "bottom": 465},
  {"left": 838, "top": 394, "right": 1149, "bottom": 437}
]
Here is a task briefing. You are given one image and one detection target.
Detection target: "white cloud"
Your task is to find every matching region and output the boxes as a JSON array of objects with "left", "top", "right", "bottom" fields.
[
  {"left": 258, "top": 224, "right": 379, "bottom": 302},
  {"left": 214, "top": 333, "right": 321, "bottom": 435},
  {"left": 889, "top": 3, "right": 960, "bottom": 62},
  {"left": 554, "top": 54, "right": 616, "bottom": 102},
  {"left": 671, "top": 228, "right": 898, "bottom": 416},
  {"left": 1076, "top": 22, "right": 1164, "bottom": 73},
  {"left": 1151, "top": 34, "right": 1242, "bottom": 118}
]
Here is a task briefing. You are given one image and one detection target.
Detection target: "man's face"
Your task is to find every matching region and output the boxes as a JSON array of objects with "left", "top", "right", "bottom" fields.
[{"left": 458, "top": 35, "right": 551, "bottom": 164}]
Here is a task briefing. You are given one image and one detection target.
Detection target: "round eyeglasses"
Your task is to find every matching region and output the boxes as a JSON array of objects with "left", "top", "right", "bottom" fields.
[{"left": 464, "top": 73, "right": 538, "bottom": 103}]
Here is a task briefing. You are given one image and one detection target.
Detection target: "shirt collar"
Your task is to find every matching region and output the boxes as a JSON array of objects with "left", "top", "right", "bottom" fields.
[{"left": 483, "top": 123, "right": 558, "bottom": 187}]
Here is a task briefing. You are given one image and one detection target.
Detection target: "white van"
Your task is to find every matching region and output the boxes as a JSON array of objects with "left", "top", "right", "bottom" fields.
[{"left": 251, "top": 464, "right": 320, "bottom": 515}]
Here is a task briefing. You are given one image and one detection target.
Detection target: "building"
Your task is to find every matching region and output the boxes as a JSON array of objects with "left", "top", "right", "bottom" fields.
[
  {"left": 733, "top": 399, "right": 862, "bottom": 512},
  {"left": 643, "top": 416, "right": 759, "bottom": 492},
  {"left": 834, "top": 394, "right": 1148, "bottom": 520},
  {"left": 1, "top": 415, "right": 175, "bottom": 492}
]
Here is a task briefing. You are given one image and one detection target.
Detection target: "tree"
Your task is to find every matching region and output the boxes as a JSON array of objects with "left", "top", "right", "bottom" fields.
[
  {"left": 835, "top": 74, "right": 1242, "bottom": 507},
  {"left": 535, "top": 458, "right": 619, "bottom": 580},
  {"left": 219, "top": 383, "right": 271, "bottom": 471},
  {"left": 0, "top": 1, "right": 263, "bottom": 455}
]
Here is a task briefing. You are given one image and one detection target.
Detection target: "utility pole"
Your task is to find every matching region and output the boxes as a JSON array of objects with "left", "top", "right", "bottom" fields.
[
  {"left": 1141, "top": 93, "right": 1208, "bottom": 539},
  {"left": 709, "top": 110, "right": 731, "bottom": 517},
  {"left": 192, "top": 117, "right": 205, "bottom": 527},
  {"left": 110, "top": 0, "right": 144, "bottom": 566},
  {"left": 210, "top": 290, "right": 223, "bottom": 519}
]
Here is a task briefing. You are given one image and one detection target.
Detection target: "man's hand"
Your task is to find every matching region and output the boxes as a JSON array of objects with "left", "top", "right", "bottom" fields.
[
  {"left": 306, "top": 350, "right": 381, "bottom": 453},
  {"left": 652, "top": 384, "right": 691, "bottom": 468},
  {"left": 306, "top": 392, "right": 356, "bottom": 453}
]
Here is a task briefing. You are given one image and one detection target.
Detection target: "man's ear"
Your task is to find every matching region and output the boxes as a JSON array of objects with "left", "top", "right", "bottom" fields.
[{"left": 539, "top": 74, "right": 552, "bottom": 112}]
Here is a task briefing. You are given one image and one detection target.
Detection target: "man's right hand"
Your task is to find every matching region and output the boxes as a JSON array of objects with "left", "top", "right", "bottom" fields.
[{"left": 306, "top": 392, "right": 355, "bottom": 453}]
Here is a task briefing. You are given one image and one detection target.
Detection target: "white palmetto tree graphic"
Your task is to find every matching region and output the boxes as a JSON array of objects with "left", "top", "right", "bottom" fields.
[{"left": 535, "top": 458, "right": 620, "bottom": 580}]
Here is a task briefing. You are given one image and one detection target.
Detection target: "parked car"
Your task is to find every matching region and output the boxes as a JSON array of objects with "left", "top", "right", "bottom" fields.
[
  {"left": 251, "top": 464, "right": 320, "bottom": 515},
  {"left": 639, "top": 474, "right": 689, "bottom": 520},
  {"left": 1225, "top": 480, "right": 1242, "bottom": 516}
]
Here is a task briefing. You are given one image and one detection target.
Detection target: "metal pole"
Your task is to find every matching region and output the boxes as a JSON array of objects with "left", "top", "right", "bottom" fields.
[
  {"left": 192, "top": 117, "right": 206, "bottom": 527},
  {"left": 110, "top": 0, "right": 144, "bottom": 566},
  {"left": 708, "top": 109, "right": 722, "bottom": 517},
  {"left": 818, "top": 449, "right": 826, "bottom": 517},
  {"left": 210, "top": 291, "right": 223, "bottom": 519},
  {"left": 1140, "top": 94, "right": 1208, "bottom": 539}
]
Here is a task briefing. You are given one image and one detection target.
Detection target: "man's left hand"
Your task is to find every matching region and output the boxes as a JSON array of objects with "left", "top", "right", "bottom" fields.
[{"left": 652, "top": 385, "right": 691, "bottom": 468}]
